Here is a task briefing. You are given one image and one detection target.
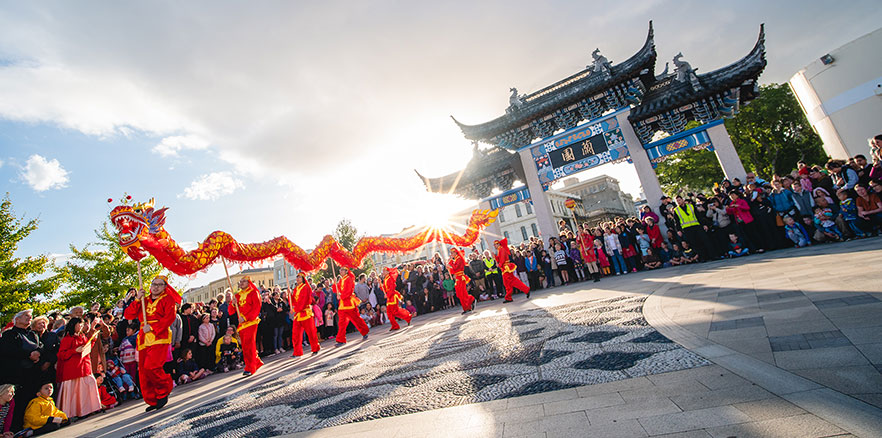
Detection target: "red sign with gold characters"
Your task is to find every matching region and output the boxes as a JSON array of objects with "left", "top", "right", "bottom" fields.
[{"left": 564, "top": 199, "right": 576, "bottom": 210}]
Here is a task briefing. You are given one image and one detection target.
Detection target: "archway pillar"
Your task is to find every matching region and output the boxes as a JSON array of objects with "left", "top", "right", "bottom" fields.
[
  {"left": 707, "top": 122, "right": 748, "bottom": 182},
  {"left": 615, "top": 110, "right": 666, "bottom": 220},
  {"left": 517, "top": 151, "right": 559, "bottom": 245}
]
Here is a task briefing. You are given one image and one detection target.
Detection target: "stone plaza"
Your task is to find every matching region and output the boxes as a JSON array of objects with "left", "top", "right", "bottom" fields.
[{"left": 61, "top": 237, "right": 882, "bottom": 437}]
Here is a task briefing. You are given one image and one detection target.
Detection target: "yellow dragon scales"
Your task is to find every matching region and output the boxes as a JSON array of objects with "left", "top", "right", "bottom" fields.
[{"left": 110, "top": 198, "right": 498, "bottom": 275}]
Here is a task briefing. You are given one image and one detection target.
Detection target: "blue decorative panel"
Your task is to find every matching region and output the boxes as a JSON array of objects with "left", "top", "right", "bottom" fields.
[
  {"left": 530, "top": 112, "right": 630, "bottom": 190},
  {"left": 643, "top": 120, "right": 722, "bottom": 168},
  {"left": 488, "top": 186, "right": 531, "bottom": 210}
]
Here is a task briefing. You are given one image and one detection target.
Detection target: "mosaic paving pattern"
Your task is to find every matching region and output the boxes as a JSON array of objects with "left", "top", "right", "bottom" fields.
[{"left": 125, "top": 296, "right": 708, "bottom": 438}]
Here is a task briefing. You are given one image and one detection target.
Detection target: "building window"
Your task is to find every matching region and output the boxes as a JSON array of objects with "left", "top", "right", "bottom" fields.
[
  {"left": 515, "top": 204, "right": 522, "bottom": 217},
  {"left": 499, "top": 209, "right": 506, "bottom": 222},
  {"left": 504, "top": 231, "right": 510, "bottom": 240},
  {"left": 521, "top": 226, "right": 528, "bottom": 240},
  {"left": 531, "top": 223, "right": 538, "bottom": 237},
  {"left": 526, "top": 202, "right": 533, "bottom": 214},
  {"left": 550, "top": 201, "right": 556, "bottom": 213}
]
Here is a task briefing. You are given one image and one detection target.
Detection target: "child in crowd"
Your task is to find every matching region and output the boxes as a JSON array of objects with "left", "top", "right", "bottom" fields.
[
  {"left": 681, "top": 241, "right": 699, "bottom": 264},
  {"left": 567, "top": 243, "right": 584, "bottom": 281},
  {"left": 215, "top": 330, "right": 241, "bottom": 373},
  {"left": 0, "top": 384, "right": 14, "bottom": 436},
  {"left": 105, "top": 359, "right": 136, "bottom": 397},
  {"left": 553, "top": 243, "right": 569, "bottom": 284},
  {"left": 813, "top": 205, "right": 843, "bottom": 241},
  {"left": 176, "top": 348, "right": 209, "bottom": 384},
  {"left": 836, "top": 189, "right": 867, "bottom": 238},
  {"left": 405, "top": 300, "right": 417, "bottom": 317},
  {"left": 323, "top": 304, "right": 336, "bottom": 341},
  {"left": 593, "top": 240, "right": 610, "bottom": 276},
  {"left": 783, "top": 216, "right": 811, "bottom": 247},
  {"left": 95, "top": 374, "right": 117, "bottom": 410},
  {"left": 479, "top": 290, "right": 490, "bottom": 301},
  {"left": 669, "top": 243, "right": 684, "bottom": 266},
  {"left": 119, "top": 323, "right": 139, "bottom": 380},
  {"left": 658, "top": 242, "right": 672, "bottom": 267},
  {"left": 802, "top": 216, "right": 822, "bottom": 243},
  {"left": 727, "top": 233, "right": 750, "bottom": 257},
  {"left": 23, "top": 383, "right": 68, "bottom": 436},
  {"left": 642, "top": 248, "right": 662, "bottom": 270},
  {"left": 636, "top": 227, "right": 651, "bottom": 258}
]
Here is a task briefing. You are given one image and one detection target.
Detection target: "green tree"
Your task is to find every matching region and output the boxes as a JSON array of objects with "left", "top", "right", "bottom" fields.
[
  {"left": 653, "top": 83, "right": 826, "bottom": 194},
  {"left": 313, "top": 219, "right": 374, "bottom": 282},
  {"left": 654, "top": 121, "right": 724, "bottom": 195},
  {"left": 725, "top": 83, "right": 826, "bottom": 177},
  {"left": 58, "top": 222, "right": 168, "bottom": 309},
  {"left": 0, "top": 194, "right": 64, "bottom": 321}
]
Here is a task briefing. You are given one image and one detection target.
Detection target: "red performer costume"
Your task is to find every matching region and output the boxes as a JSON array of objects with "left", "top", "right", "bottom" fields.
[
  {"left": 334, "top": 269, "right": 370, "bottom": 344},
  {"left": 123, "top": 275, "right": 180, "bottom": 412},
  {"left": 290, "top": 273, "right": 320, "bottom": 356},
  {"left": 229, "top": 276, "right": 264, "bottom": 376},
  {"left": 494, "top": 238, "right": 530, "bottom": 302},
  {"left": 447, "top": 248, "right": 475, "bottom": 314},
  {"left": 382, "top": 267, "right": 411, "bottom": 330}
]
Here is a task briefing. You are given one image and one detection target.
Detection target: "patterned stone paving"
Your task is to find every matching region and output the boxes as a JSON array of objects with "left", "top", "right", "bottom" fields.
[{"left": 124, "top": 295, "right": 708, "bottom": 438}]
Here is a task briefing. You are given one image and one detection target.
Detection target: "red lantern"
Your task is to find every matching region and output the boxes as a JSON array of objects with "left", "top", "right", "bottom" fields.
[
  {"left": 107, "top": 198, "right": 113, "bottom": 203},
  {"left": 564, "top": 199, "right": 576, "bottom": 210}
]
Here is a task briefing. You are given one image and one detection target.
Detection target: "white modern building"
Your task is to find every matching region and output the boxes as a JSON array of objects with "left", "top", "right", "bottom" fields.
[{"left": 789, "top": 27, "right": 882, "bottom": 160}]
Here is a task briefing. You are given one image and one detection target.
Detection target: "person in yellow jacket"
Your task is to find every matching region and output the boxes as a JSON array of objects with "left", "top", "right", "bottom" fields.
[
  {"left": 214, "top": 328, "right": 242, "bottom": 373},
  {"left": 23, "top": 383, "right": 69, "bottom": 435}
]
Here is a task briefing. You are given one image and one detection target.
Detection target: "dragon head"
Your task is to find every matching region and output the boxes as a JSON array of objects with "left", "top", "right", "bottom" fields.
[
  {"left": 110, "top": 198, "right": 168, "bottom": 261},
  {"left": 471, "top": 208, "right": 499, "bottom": 227}
]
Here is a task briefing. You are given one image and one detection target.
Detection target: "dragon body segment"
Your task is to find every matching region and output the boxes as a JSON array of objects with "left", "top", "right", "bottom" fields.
[{"left": 110, "top": 199, "right": 497, "bottom": 276}]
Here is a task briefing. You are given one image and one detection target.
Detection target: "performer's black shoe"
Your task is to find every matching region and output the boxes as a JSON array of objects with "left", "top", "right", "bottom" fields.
[
  {"left": 145, "top": 404, "right": 157, "bottom": 412},
  {"left": 389, "top": 327, "right": 399, "bottom": 332},
  {"left": 242, "top": 371, "right": 252, "bottom": 377},
  {"left": 335, "top": 342, "right": 345, "bottom": 347},
  {"left": 461, "top": 311, "right": 468, "bottom": 315},
  {"left": 407, "top": 320, "right": 411, "bottom": 326},
  {"left": 362, "top": 334, "right": 369, "bottom": 340},
  {"left": 526, "top": 291, "right": 531, "bottom": 299},
  {"left": 503, "top": 299, "right": 513, "bottom": 303},
  {"left": 311, "top": 350, "right": 318, "bottom": 356}
]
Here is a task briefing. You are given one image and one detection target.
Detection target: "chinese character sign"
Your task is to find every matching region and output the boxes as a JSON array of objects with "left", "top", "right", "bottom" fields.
[{"left": 531, "top": 113, "right": 630, "bottom": 188}]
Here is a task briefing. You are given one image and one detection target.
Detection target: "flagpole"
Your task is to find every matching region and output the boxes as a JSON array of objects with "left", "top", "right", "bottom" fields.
[
  {"left": 221, "top": 256, "right": 242, "bottom": 316},
  {"left": 136, "top": 261, "right": 148, "bottom": 323}
]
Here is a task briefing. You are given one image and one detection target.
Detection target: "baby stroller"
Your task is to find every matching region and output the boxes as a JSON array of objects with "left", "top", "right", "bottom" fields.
[{"left": 106, "top": 358, "right": 142, "bottom": 402}]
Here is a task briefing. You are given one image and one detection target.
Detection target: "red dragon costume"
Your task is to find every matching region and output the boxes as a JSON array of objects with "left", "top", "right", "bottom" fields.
[
  {"left": 382, "top": 267, "right": 411, "bottom": 330},
  {"left": 123, "top": 275, "right": 181, "bottom": 411},
  {"left": 229, "top": 277, "right": 264, "bottom": 376},
  {"left": 334, "top": 269, "right": 370, "bottom": 344},
  {"left": 109, "top": 198, "right": 497, "bottom": 275},
  {"left": 447, "top": 248, "right": 475, "bottom": 314},
  {"left": 289, "top": 273, "right": 320, "bottom": 356},
  {"left": 494, "top": 238, "right": 530, "bottom": 302}
]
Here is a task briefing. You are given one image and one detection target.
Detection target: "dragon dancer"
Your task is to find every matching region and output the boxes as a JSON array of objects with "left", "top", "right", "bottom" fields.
[
  {"left": 382, "top": 267, "right": 411, "bottom": 331},
  {"left": 229, "top": 276, "right": 263, "bottom": 376},
  {"left": 494, "top": 238, "right": 531, "bottom": 302},
  {"left": 289, "top": 273, "right": 320, "bottom": 356},
  {"left": 447, "top": 247, "right": 476, "bottom": 314},
  {"left": 334, "top": 267, "right": 370, "bottom": 345},
  {"left": 124, "top": 275, "right": 181, "bottom": 412}
]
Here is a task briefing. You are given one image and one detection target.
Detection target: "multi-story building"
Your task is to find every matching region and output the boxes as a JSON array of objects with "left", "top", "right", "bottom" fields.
[
  {"left": 181, "top": 267, "right": 274, "bottom": 304},
  {"left": 557, "top": 175, "right": 635, "bottom": 227}
]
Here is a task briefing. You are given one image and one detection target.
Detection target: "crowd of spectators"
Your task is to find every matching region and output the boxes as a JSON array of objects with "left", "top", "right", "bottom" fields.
[{"left": 1, "top": 137, "right": 880, "bottom": 437}]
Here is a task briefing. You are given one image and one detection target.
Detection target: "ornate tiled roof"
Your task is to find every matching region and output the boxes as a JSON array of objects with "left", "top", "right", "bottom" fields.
[
  {"left": 450, "top": 22, "right": 657, "bottom": 149},
  {"left": 415, "top": 146, "right": 525, "bottom": 199},
  {"left": 630, "top": 24, "right": 766, "bottom": 122}
]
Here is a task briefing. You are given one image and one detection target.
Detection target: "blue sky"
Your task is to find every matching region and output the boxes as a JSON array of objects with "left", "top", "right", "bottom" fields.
[{"left": 2, "top": 1, "right": 880, "bottom": 288}]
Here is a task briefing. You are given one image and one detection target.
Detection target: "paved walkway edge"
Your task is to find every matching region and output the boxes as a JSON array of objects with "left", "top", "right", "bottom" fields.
[{"left": 643, "top": 276, "right": 882, "bottom": 438}]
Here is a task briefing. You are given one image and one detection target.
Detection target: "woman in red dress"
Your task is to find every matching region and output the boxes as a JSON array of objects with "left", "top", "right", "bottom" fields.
[{"left": 56, "top": 317, "right": 101, "bottom": 418}]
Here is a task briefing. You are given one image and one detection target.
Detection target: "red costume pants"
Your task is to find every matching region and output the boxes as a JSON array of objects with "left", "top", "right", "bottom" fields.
[
  {"left": 239, "top": 324, "right": 263, "bottom": 374},
  {"left": 455, "top": 279, "right": 475, "bottom": 312},
  {"left": 138, "top": 344, "right": 173, "bottom": 406},
  {"left": 502, "top": 272, "right": 530, "bottom": 301},
  {"left": 387, "top": 304, "right": 412, "bottom": 330},
  {"left": 292, "top": 319, "right": 320, "bottom": 356},
  {"left": 336, "top": 308, "right": 369, "bottom": 343}
]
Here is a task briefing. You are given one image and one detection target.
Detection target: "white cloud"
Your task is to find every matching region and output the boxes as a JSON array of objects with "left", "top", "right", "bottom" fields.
[
  {"left": 21, "top": 154, "right": 69, "bottom": 191},
  {"left": 0, "top": 158, "right": 4, "bottom": 168},
  {"left": 153, "top": 134, "right": 210, "bottom": 157},
  {"left": 180, "top": 171, "right": 244, "bottom": 200}
]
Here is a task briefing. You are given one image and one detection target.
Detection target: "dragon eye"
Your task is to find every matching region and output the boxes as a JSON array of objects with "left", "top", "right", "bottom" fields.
[{"left": 134, "top": 209, "right": 141, "bottom": 213}]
